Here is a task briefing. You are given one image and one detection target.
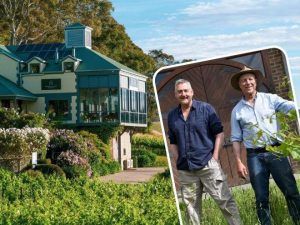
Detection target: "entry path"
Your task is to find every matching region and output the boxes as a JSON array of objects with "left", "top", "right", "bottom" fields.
[{"left": 100, "top": 167, "right": 166, "bottom": 184}]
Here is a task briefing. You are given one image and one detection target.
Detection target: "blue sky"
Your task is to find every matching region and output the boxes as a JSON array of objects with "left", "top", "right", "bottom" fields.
[{"left": 111, "top": 0, "right": 300, "bottom": 105}]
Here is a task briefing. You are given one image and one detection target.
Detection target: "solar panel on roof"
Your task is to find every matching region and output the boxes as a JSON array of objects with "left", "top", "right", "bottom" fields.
[
  {"left": 41, "top": 44, "right": 52, "bottom": 51},
  {"left": 24, "top": 44, "right": 35, "bottom": 52},
  {"left": 16, "top": 45, "right": 27, "bottom": 52},
  {"left": 33, "top": 44, "right": 44, "bottom": 51}
]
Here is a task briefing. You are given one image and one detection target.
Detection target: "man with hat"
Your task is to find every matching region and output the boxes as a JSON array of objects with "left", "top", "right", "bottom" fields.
[
  {"left": 230, "top": 66, "right": 300, "bottom": 225},
  {"left": 168, "top": 78, "right": 241, "bottom": 225}
]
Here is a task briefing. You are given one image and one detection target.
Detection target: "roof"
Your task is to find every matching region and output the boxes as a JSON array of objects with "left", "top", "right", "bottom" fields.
[
  {"left": 0, "top": 45, "right": 22, "bottom": 62},
  {"left": 2, "top": 43, "right": 145, "bottom": 77},
  {"left": 0, "top": 75, "right": 37, "bottom": 101},
  {"left": 65, "top": 23, "right": 92, "bottom": 30}
]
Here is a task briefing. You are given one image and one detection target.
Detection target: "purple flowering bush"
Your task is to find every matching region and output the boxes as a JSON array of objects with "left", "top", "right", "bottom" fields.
[{"left": 57, "top": 150, "right": 92, "bottom": 178}]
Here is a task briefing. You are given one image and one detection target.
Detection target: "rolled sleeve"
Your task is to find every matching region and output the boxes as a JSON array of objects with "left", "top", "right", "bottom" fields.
[
  {"left": 230, "top": 109, "right": 243, "bottom": 142},
  {"left": 208, "top": 105, "right": 223, "bottom": 135},
  {"left": 271, "top": 94, "right": 295, "bottom": 113}
]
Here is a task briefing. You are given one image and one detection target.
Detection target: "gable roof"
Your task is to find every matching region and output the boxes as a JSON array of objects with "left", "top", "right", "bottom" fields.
[
  {"left": 3, "top": 43, "right": 146, "bottom": 78},
  {"left": 0, "top": 75, "right": 37, "bottom": 101}
]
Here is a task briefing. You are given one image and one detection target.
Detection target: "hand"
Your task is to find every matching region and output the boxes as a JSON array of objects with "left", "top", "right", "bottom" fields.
[
  {"left": 237, "top": 161, "right": 248, "bottom": 179},
  {"left": 212, "top": 154, "right": 219, "bottom": 161}
]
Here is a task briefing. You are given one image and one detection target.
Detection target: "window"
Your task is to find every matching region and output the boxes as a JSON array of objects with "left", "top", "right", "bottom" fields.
[
  {"left": 130, "top": 90, "right": 138, "bottom": 112},
  {"left": 30, "top": 63, "right": 40, "bottom": 73},
  {"left": 139, "top": 92, "right": 146, "bottom": 113},
  {"left": 79, "top": 88, "right": 119, "bottom": 123},
  {"left": 121, "top": 88, "right": 129, "bottom": 111},
  {"left": 47, "top": 100, "right": 69, "bottom": 120},
  {"left": 64, "top": 62, "right": 74, "bottom": 72}
]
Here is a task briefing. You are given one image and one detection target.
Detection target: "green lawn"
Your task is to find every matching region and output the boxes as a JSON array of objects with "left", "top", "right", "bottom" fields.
[{"left": 180, "top": 180, "right": 300, "bottom": 225}]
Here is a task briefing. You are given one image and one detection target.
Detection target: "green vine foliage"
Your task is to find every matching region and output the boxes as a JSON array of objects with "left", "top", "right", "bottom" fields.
[
  {"left": 77, "top": 123, "right": 124, "bottom": 144},
  {"left": 265, "top": 110, "right": 300, "bottom": 159}
]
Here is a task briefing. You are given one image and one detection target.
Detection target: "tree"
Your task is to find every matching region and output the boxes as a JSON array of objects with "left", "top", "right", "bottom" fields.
[{"left": 148, "top": 49, "right": 175, "bottom": 69}]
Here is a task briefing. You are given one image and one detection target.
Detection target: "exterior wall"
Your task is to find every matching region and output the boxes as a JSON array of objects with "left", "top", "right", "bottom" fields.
[
  {"left": 0, "top": 54, "right": 18, "bottom": 83},
  {"left": 119, "top": 131, "right": 132, "bottom": 170},
  {"left": 22, "top": 72, "right": 76, "bottom": 94},
  {"left": 111, "top": 137, "right": 119, "bottom": 162},
  {"left": 26, "top": 97, "right": 46, "bottom": 113},
  {"left": 71, "top": 96, "right": 77, "bottom": 123}
]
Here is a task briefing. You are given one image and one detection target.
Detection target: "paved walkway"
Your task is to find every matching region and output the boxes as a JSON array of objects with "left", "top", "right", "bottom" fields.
[{"left": 100, "top": 167, "right": 166, "bottom": 184}]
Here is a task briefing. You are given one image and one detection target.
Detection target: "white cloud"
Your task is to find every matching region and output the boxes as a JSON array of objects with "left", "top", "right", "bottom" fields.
[{"left": 139, "top": 25, "right": 300, "bottom": 61}]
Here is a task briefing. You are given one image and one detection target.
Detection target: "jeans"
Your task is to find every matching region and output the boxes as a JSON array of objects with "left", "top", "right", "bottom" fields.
[{"left": 247, "top": 151, "right": 300, "bottom": 225}]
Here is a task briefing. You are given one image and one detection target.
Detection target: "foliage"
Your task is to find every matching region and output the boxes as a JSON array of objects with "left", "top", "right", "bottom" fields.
[
  {"left": 132, "top": 149, "right": 157, "bottom": 167},
  {"left": 47, "top": 129, "right": 89, "bottom": 160},
  {"left": 34, "top": 164, "right": 65, "bottom": 178},
  {"left": 78, "top": 123, "right": 124, "bottom": 144},
  {"left": 0, "top": 108, "right": 48, "bottom": 128},
  {"left": 0, "top": 107, "right": 19, "bottom": 128},
  {"left": 153, "top": 156, "right": 169, "bottom": 167},
  {"left": 260, "top": 110, "right": 300, "bottom": 159},
  {"left": 148, "top": 49, "right": 175, "bottom": 69},
  {"left": 77, "top": 130, "right": 111, "bottom": 159},
  {"left": 181, "top": 181, "right": 298, "bottom": 225},
  {"left": 0, "top": 127, "right": 50, "bottom": 159},
  {"left": 132, "top": 133, "right": 165, "bottom": 149},
  {"left": 57, "top": 150, "right": 92, "bottom": 178},
  {"left": 0, "top": 168, "right": 179, "bottom": 225}
]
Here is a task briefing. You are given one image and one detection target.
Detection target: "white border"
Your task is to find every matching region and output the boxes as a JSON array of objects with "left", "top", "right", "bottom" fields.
[{"left": 152, "top": 45, "right": 300, "bottom": 225}]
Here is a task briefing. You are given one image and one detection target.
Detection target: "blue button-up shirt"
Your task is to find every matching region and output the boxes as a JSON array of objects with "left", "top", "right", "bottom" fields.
[
  {"left": 168, "top": 100, "right": 223, "bottom": 171},
  {"left": 231, "top": 92, "right": 295, "bottom": 148}
]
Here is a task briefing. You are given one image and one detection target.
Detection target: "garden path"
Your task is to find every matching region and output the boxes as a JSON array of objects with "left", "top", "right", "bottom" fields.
[{"left": 100, "top": 167, "right": 166, "bottom": 184}]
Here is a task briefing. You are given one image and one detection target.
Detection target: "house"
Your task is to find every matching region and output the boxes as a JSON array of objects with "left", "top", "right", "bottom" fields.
[{"left": 0, "top": 23, "right": 147, "bottom": 170}]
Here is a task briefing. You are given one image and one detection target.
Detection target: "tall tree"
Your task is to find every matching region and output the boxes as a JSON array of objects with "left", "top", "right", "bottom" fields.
[{"left": 148, "top": 49, "right": 175, "bottom": 69}]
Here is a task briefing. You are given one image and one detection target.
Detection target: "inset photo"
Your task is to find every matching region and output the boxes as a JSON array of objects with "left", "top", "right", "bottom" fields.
[{"left": 154, "top": 47, "right": 300, "bottom": 225}]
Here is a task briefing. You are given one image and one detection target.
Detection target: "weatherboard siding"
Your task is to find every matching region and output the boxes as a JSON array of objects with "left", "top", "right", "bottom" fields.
[
  {"left": 0, "top": 54, "right": 18, "bottom": 84},
  {"left": 22, "top": 73, "right": 76, "bottom": 94}
]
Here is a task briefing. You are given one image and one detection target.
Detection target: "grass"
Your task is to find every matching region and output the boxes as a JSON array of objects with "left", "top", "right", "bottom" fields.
[{"left": 180, "top": 180, "right": 300, "bottom": 225}]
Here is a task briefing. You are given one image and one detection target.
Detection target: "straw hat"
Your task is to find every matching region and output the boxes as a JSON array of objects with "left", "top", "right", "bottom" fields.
[{"left": 231, "top": 66, "right": 263, "bottom": 91}]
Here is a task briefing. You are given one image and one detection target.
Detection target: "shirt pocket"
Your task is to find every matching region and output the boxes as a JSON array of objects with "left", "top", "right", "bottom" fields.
[{"left": 191, "top": 117, "right": 207, "bottom": 134}]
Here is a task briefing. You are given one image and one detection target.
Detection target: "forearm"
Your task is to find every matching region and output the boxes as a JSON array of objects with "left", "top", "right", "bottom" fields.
[
  {"left": 213, "top": 132, "right": 224, "bottom": 160},
  {"left": 232, "top": 141, "right": 242, "bottom": 163},
  {"left": 169, "top": 144, "right": 179, "bottom": 163}
]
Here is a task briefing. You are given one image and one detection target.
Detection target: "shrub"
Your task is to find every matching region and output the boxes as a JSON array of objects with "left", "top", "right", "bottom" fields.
[
  {"left": 78, "top": 123, "right": 124, "bottom": 144},
  {"left": 0, "top": 128, "right": 50, "bottom": 159},
  {"left": 57, "top": 150, "right": 92, "bottom": 178},
  {"left": 17, "top": 112, "right": 48, "bottom": 128},
  {"left": 78, "top": 130, "right": 111, "bottom": 159},
  {"left": 47, "top": 129, "right": 89, "bottom": 161},
  {"left": 132, "top": 133, "right": 165, "bottom": 149},
  {"left": 132, "top": 149, "right": 157, "bottom": 167},
  {"left": 153, "top": 156, "right": 168, "bottom": 167},
  {"left": 24, "top": 169, "right": 44, "bottom": 178},
  {"left": 35, "top": 164, "right": 65, "bottom": 177},
  {"left": 0, "top": 107, "right": 19, "bottom": 128},
  {"left": 0, "top": 107, "right": 48, "bottom": 128}
]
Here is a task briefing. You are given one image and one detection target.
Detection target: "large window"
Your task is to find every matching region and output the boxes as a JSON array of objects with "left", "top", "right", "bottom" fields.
[
  {"left": 79, "top": 88, "right": 118, "bottom": 123},
  {"left": 48, "top": 100, "right": 69, "bottom": 120}
]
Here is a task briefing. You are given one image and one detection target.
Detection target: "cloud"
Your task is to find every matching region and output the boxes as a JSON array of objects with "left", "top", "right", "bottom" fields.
[{"left": 139, "top": 25, "right": 300, "bottom": 60}]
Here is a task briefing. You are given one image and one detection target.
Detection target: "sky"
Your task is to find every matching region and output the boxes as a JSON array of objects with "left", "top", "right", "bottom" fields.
[{"left": 111, "top": 0, "right": 300, "bottom": 106}]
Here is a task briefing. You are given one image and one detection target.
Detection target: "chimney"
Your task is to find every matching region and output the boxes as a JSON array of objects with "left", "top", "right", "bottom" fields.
[
  {"left": 55, "top": 48, "right": 59, "bottom": 63},
  {"left": 72, "top": 47, "right": 76, "bottom": 58}
]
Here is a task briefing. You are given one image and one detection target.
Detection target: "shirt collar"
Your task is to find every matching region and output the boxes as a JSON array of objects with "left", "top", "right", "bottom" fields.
[
  {"left": 177, "top": 99, "right": 196, "bottom": 113},
  {"left": 241, "top": 92, "right": 259, "bottom": 105}
]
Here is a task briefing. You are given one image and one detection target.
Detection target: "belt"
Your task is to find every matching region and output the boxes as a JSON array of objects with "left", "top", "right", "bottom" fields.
[{"left": 246, "top": 142, "right": 281, "bottom": 154}]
